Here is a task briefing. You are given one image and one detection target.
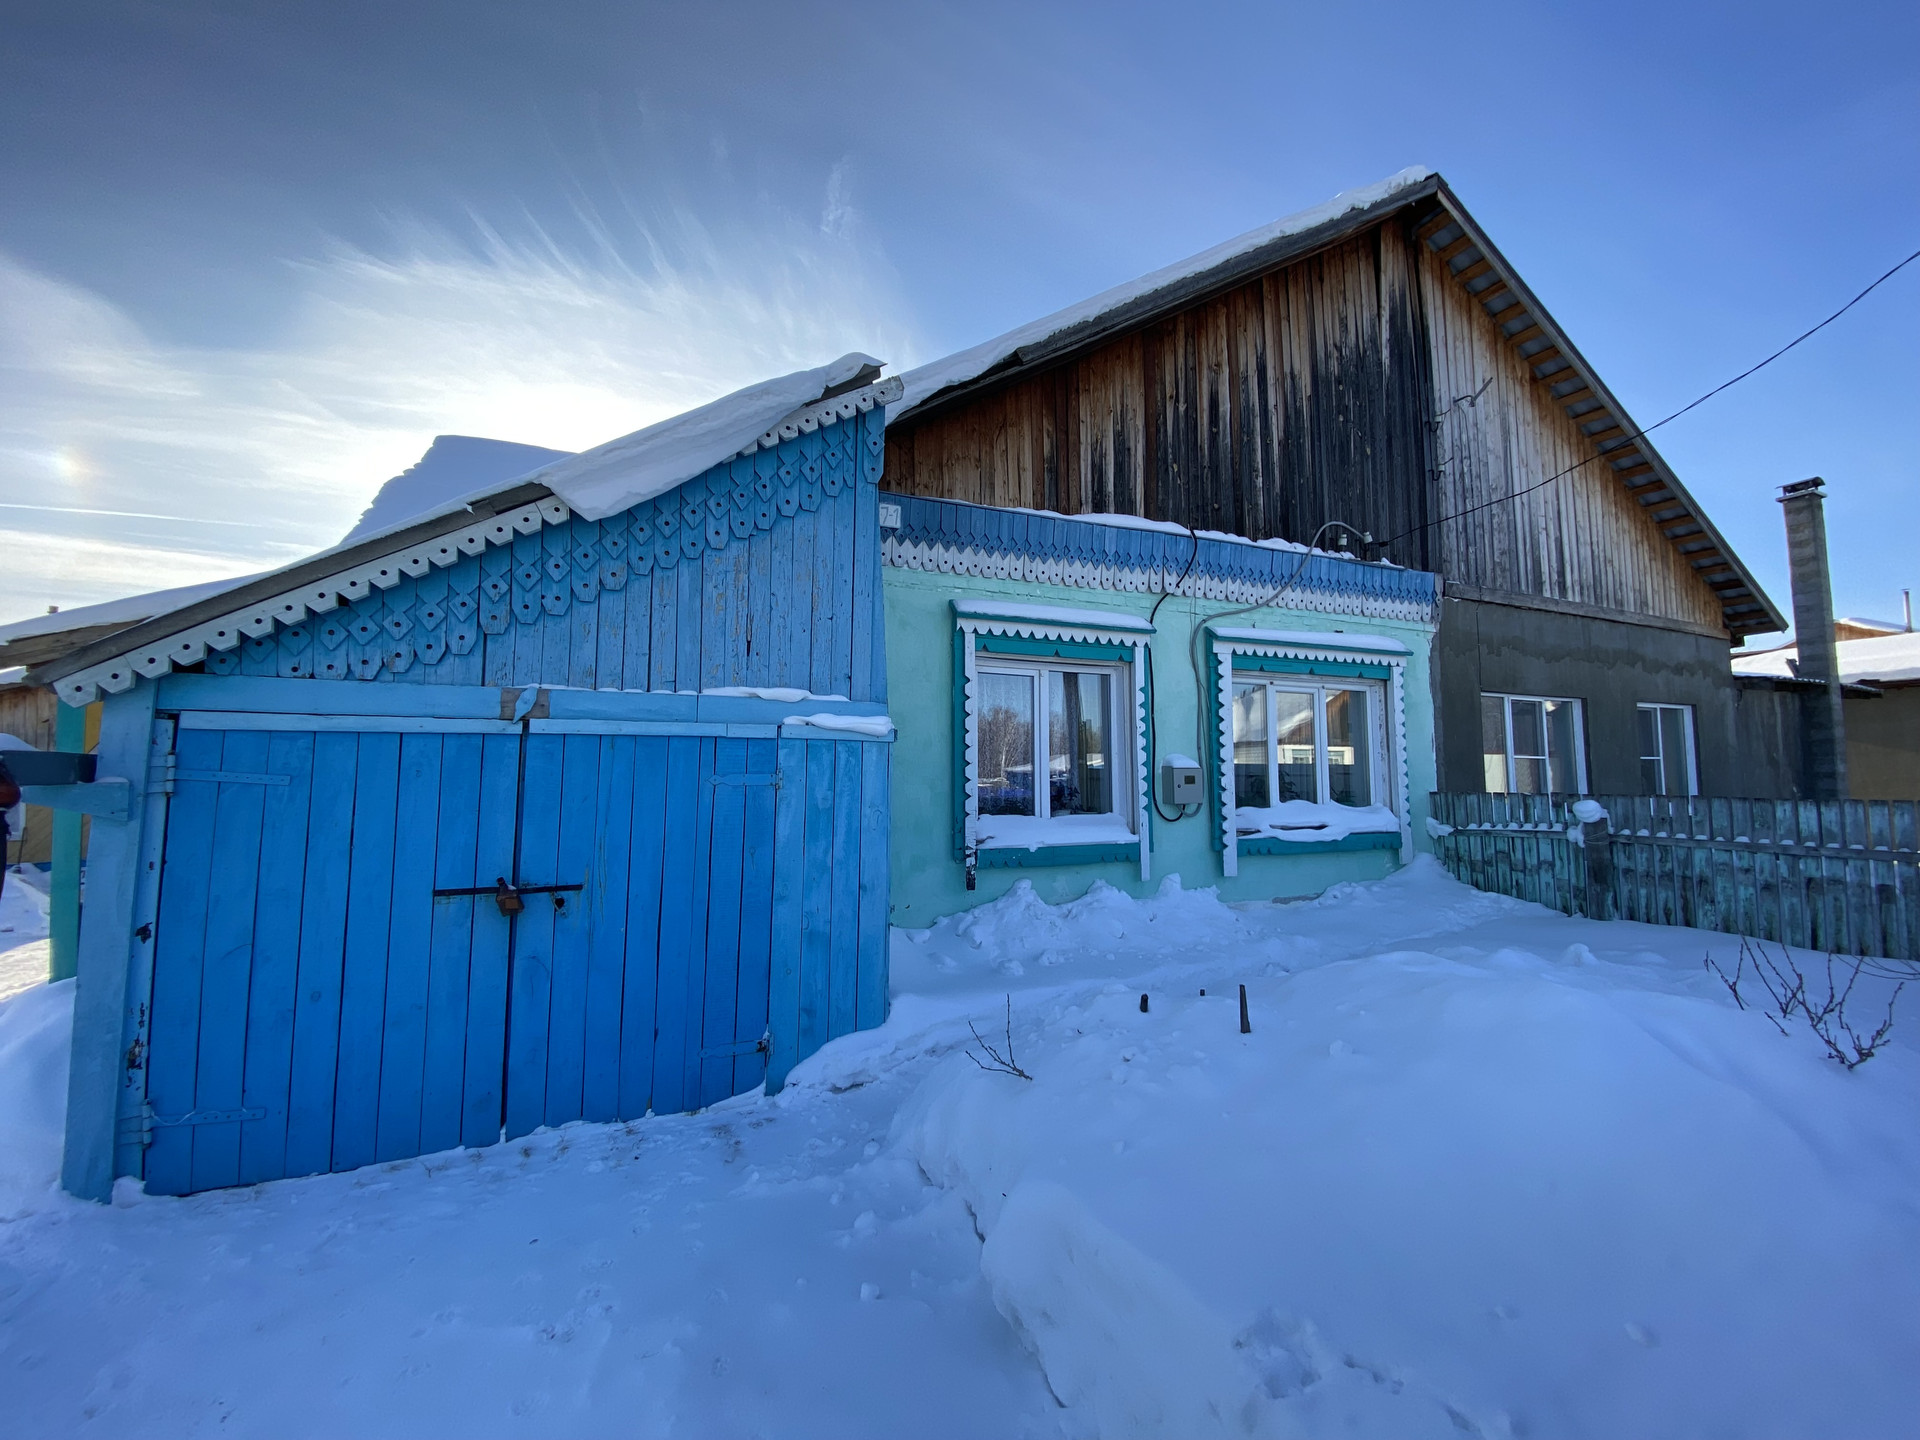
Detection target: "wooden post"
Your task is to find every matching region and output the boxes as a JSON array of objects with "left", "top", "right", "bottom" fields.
[
  {"left": 1581, "top": 810, "right": 1614, "bottom": 922},
  {"left": 61, "top": 684, "right": 156, "bottom": 1203},
  {"left": 49, "top": 700, "right": 85, "bottom": 983}
]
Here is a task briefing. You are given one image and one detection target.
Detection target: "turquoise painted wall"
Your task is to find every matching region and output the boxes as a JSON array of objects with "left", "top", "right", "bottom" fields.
[{"left": 883, "top": 562, "right": 1438, "bottom": 926}]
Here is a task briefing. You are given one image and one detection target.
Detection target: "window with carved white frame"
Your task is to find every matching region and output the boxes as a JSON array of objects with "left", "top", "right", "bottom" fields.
[
  {"left": 1209, "top": 629, "right": 1412, "bottom": 877},
  {"left": 954, "top": 601, "right": 1152, "bottom": 882}
]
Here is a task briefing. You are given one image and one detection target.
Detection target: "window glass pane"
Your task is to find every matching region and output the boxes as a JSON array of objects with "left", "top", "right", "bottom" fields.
[
  {"left": 1510, "top": 699, "right": 1546, "bottom": 762},
  {"left": 1231, "top": 683, "right": 1270, "bottom": 809},
  {"left": 1273, "top": 689, "right": 1318, "bottom": 802},
  {"left": 1508, "top": 698, "right": 1547, "bottom": 794},
  {"left": 1325, "top": 688, "right": 1371, "bottom": 807},
  {"left": 1637, "top": 705, "right": 1660, "bottom": 762},
  {"left": 1481, "top": 694, "right": 1510, "bottom": 793},
  {"left": 1660, "top": 706, "right": 1693, "bottom": 796},
  {"left": 1048, "top": 670, "right": 1113, "bottom": 815},
  {"left": 1545, "top": 700, "right": 1581, "bottom": 794},
  {"left": 1641, "top": 756, "right": 1664, "bottom": 794},
  {"left": 977, "top": 671, "right": 1035, "bottom": 816}
]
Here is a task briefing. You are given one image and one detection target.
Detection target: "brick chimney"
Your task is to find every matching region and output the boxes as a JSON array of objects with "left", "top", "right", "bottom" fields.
[{"left": 1778, "top": 477, "right": 1847, "bottom": 800}]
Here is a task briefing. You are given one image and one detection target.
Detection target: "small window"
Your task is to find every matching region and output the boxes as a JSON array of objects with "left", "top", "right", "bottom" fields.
[
  {"left": 974, "top": 656, "right": 1131, "bottom": 844},
  {"left": 1637, "top": 703, "right": 1697, "bottom": 796},
  {"left": 1231, "top": 675, "right": 1380, "bottom": 818},
  {"left": 1481, "top": 693, "right": 1586, "bottom": 795}
]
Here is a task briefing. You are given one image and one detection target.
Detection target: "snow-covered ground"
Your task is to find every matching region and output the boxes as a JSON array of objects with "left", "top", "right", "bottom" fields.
[
  {"left": 1, "top": 860, "right": 1915, "bottom": 1438},
  {"left": 0, "top": 866, "right": 51, "bottom": 1001}
]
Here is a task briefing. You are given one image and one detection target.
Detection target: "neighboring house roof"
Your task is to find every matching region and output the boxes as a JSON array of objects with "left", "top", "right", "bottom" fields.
[
  {"left": 893, "top": 170, "right": 1784, "bottom": 640},
  {"left": 1733, "top": 631, "right": 1920, "bottom": 687},
  {"left": 5, "top": 355, "right": 901, "bottom": 702}
]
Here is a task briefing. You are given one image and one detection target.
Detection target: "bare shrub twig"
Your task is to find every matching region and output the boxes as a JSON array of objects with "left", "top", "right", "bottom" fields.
[
  {"left": 967, "top": 997, "right": 1033, "bottom": 1081},
  {"left": 1706, "top": 937, "right": 1903, "bottom": 1069}
]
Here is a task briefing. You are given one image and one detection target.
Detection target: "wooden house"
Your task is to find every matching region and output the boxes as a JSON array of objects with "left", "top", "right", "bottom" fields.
[
  {"left": 880, "top": 170, "right": 1787, "bottom": 804},
  {"left": 10, "top": 357, "right": 898, "bottom": 1201}
]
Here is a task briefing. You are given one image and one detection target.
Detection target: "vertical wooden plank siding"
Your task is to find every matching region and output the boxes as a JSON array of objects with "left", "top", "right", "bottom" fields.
[
  {"left": 732, "top": 738, "right": 778, "bottom": 1096},
  {"left": 421, "top": 733, "right": 482, "bottom": 1155},
  {"left": 375, "top": 733, "right": 442, "bottom": 1162},
  {"left": 826, "top": 742, "right": 863, "bottom": 1039},
  {"left": 143, "top": 730, "right": 224, "bottom": 1196},
  {"left": 504, "top": 735, "right": 563, "bottom": 1139},
  {"left": 187, "top": 730, "right": 272, "bottom": 1192},
  {"left": 765, "top": 737, "right": 808, "bottom": 1094},
  {"left": 698, "top": 738, "right": 749, "bottom": 1108},
  {"left": 283, "top": 731, "right": 360, "bottom": 1179},
  {"left": 582, "top": 735, "right": 636, "bottom": 1123},
  {"left": 460, "top": 732, "right": 521, "bottom": 1147},
  {"left": 650, "top": 736, "right": 703, "bottom": 1118},
  {"left": 855, "top": 742, "right": 891, "bottom": 1032},
  {"left": 542, "top": 732, "right": 602, "bottom": 1126},
  {"left": 1429, "top": 791, "right": 1920, "bottom": 961},
  {"left": 798, "top": 741, "right": 836, "bottom": 1059},
  {"left": 617, "top": 738, "right": 669, "bottom": 1118},
  {"left": 332, "top": 733, "right": 401, "bottom": 1172},
  {"left": 236, "top": 730, "right": 315, "bottom": 1184},
  {"left": 118, "top": 405, "right": 892, "bottom": 1197}
]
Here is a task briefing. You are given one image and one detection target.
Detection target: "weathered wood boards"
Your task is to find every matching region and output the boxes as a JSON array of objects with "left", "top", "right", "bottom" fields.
[
  {"left": 1429, "top": 792, "right": 1920, "bottom": 961},
  {"left": 884, "top": 216, "right": 1721, "bottom": 633},
  {"left": 142, "top": 726, "right": 888, "bottom": 1195}
]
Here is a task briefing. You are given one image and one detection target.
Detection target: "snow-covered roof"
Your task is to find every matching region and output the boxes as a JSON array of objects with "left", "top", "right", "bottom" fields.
[
  {"left": 0, "top": 574, "right": 274, "bottom": 649},
  {"left": 343, "top": 435, "right": 574, "bottom": 544},
  {"left": 896, "top": 170, "right": 1435, "bottom": 417},
  {"left": 1732, "top": 631, "right": 1920, "bottom": 686},
  {"left": 8, "top": 356, "right": 900, "bottom": 693}
]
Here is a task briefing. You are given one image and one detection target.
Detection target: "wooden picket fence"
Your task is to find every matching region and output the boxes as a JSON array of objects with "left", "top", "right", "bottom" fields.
[{"left": 1427, "top": 792, "right": 1920, "bottom": 962}]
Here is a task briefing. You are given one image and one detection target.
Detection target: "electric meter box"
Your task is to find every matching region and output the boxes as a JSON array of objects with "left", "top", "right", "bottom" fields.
[{"left": 1160, "top": 757, "right": 1203, "bottom": 806}]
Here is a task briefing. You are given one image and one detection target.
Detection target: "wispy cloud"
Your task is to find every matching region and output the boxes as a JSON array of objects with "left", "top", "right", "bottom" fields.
[{"left": 0, "top": 189, "right": 920, "bottom": 624}]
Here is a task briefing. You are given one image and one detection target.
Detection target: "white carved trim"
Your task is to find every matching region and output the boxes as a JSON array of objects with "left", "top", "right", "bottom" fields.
[
  {"left": 736, "top": 376, "right": 904, "bottom": 457},
  {"left": 1209, "top": 635, "right": 1414, "bottom": 876},
  {"left": 886, "top": 537, "right": 1437, "bottom": 624},
  {"left": 54, "top": 500, "right": 567, "bottom": 706},
  {"left": 957, "top": 615, "right": 1150, "bottom": 877}
]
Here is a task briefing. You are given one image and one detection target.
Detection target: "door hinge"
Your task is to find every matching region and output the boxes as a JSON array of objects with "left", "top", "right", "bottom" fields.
[{"left": 147, "top": 754, "right": 177, "bottom": 795}]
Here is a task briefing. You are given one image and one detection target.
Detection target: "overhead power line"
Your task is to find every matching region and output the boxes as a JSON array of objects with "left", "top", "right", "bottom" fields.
[{"left": 1379, "top": 243, "right": 1920, "bottom": 550}]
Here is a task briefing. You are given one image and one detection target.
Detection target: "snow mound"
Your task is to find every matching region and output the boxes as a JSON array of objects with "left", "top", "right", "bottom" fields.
[
  {"left": 0, "top": 978, "right": 72, "bottom": 1215},
  {"left": 900, "top": 929, "right": 1920, "bottom": 1439}
]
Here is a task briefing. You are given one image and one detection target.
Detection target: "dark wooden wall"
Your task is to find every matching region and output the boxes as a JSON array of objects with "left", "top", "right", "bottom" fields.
[{"left": 882, "top": 215, "right": 1722, "bottom": 632}]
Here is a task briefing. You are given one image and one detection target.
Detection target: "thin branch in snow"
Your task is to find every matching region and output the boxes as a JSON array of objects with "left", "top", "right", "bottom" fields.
[
  {"left": 966, "top": 997, "right": 1033, "bottom": 1081},
  {"left": 1706, "top": 938, "right": 1903, "bottom": 1069}
]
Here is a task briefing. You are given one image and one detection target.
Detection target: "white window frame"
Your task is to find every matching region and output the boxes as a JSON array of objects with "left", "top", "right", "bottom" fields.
[
  {"left": 1229, "top": 673, "right": 1387, "bottom": 810},
  {"left": 1481, "top": 692, "right": 1588, "bottom": 796},
  {"left": 1637, "top": 702, "right": 1699, "bottom": 797},
  {"left": 956, "top": 602, "right": 1152, "bottom": 881},
  {"left": 976, "top": 655, "right": 1132, "bottom": 821},
  {"left": 1210, "top": 630, "right": 1412, "bottom": 877}
]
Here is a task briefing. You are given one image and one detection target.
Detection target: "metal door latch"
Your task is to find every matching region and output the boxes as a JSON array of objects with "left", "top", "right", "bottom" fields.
[{"left": 433, "top": 876, "right": 585, "bottom": 917}]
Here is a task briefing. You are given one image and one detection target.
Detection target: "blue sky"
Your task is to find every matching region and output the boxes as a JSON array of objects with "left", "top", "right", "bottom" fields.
[{"left": 2, "top": 0, "right": 1915, "bottom": 634}]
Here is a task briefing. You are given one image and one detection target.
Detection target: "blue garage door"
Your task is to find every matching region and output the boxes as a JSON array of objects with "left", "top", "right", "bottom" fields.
[{"left": 142, "top": 723, "right": 784, "bottom": 1196}]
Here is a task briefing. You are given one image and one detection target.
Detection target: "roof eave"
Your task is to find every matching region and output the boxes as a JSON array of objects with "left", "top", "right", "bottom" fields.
[
  {"left": 1428, "top": 181, "right": 1788, "bottom": 638},
  {"left": 24, "top": 482, "right": 554, "bottom": 688}
]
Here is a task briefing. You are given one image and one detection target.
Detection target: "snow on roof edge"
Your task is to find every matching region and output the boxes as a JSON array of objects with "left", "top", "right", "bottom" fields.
[
  {"left": 3, "top": 355, "right": 890, "bottom": 660},
  {"left": 0, "top": 572, "right": 274, "bottom": 648},
  {"left": 1731, "top": 630, "right": 1920, "bottom": 685},
  {"left": 895, "top": 169, "right": 1436, "bottom": 416}
]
